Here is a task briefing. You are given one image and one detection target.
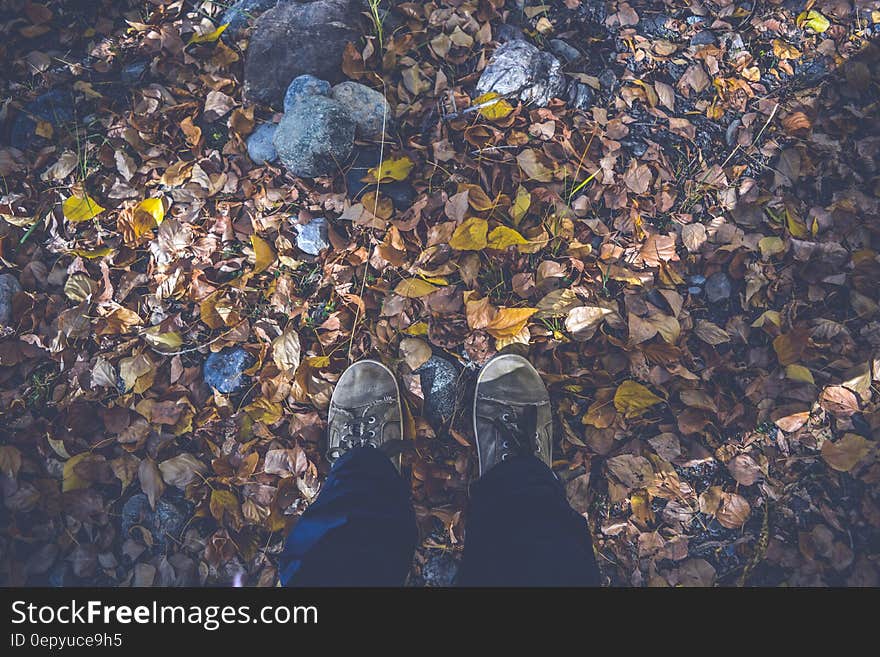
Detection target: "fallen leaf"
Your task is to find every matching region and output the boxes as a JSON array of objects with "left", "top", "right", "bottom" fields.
[{"left": 614, "top": 380, "right": 664, "bottom": 418}]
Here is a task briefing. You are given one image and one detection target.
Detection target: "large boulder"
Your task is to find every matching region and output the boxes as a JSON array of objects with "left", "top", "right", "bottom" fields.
[
  {"left": 273, "top": 95, "right": 355, "bottom": 177},
  {"left": 244, "top": 0, "right": 361, "bottom": 108},
  {"left": 474, "top": 40, "right": 566, "bottom": 107}
]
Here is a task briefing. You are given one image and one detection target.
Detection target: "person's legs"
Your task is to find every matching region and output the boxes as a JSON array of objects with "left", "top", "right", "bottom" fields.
[
  {"left": 456, "top": 454, "right": 600, "bottom": 586},
  {"left": 279, "top": 446, "right": 417, "bottom": 586},
  {"left": 280, "top": 359, "right": 416, "bottom": 586},
  {"left": 457, "top": 353, "right": 600, "bottom": 586}
]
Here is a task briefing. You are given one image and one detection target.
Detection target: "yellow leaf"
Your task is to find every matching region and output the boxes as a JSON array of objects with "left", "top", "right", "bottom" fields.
[
  {"left": 487, "top": 225, "right": 528, "bottom": 250},
  {"left": 797, "top": 10, "right": 830, "bottom": 33},
  {"left": 63, "top": 194, "right": 105, "bottom": 223},
  {"left": 307, "top": 355, "right": 331, "bottom": 368},
  {"left": 510, "top": 185, "right": 531, "bottom": 225},
  {"left": 613, "top": 380, "right": 663, "bottom": 418},
  {"left": 251, "top": 234, "right": 275, "bottom": 274},
  {"left": 449, "top": 217, "right": 488, "bottom": 251},
  {"left": 785, "top": 209, "right": 808, "bottom": 238},
  {"left": 131, "top": 197, "right": 166, "bottom": 239},
  {"left": 187, "top": 22, "right": 229, "bottom": 45},
  {"left": 143, "top": 327, "right": 183, "bottom": 351},
  {"left": 771, "top": 39, "right": 801, "bottom": 60},
  {"left": 366, "top": 156, "right": 414, "bottom": 183},
  {"left": 63, "top": 453, "right": 90, "bottom": 492},
  {"left": 404, "top": 321, "right": 429, "bottom": 336},
  {"left": 68, "top": 246, "right": 114, "bottom": 259},
  {"left": 35, "top": 120, "right": 53, "bottom": 139},
  {"left": 473, "top": 92, "right": 514, "bottom": 121},
  {"left": 485, "top": 307, "right": 537, "bottom": 339},
  {"left": 758, "top": 236, "right": 785, "bottom": 258},
  {"left": 785, "top": 364, "right": 814, "bottom": 384},
  {"left": 394, "top": 278, "right": 439, "bottom": 298},
  {"left": 751, "top": 310, "right": 782, "bottom": 328}
]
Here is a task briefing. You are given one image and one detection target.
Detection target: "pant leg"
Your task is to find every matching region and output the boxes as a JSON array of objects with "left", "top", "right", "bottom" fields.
[
  {"left": 456, "top": 455, "right": 600, "bottom": 586},
  {"left": 279, "top": 446, "right": 417, "bottom": 586}
]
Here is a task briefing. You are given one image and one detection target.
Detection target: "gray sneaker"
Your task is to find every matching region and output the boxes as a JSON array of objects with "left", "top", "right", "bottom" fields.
[
  {"left": 326, "top": 360, "right": 404, "bottom": 469},
  {"left": 473, "top": 353, "right": 553, "bottom": 476}
]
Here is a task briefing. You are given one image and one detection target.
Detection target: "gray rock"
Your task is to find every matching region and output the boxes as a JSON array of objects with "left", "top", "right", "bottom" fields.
[
  {"left": 121, "top": 494, "right": 189, "bottom": 550},
  {"left": 495, "top": 22, "right": 525, "bottom": 43},
  {"left": 273, "top": 95, "right": 355, "bottom": 177},
  {"left": 10, "top": 89, "right": 75, "bottom": 151},
  {"left": 246, "top": 122, "right": 278, "bottom": 164},
  {"left": 549, "top": 38, "right": 581, "bottom": 63},
  {"left": 0, "top": 273, "right": 22, "bottom": 327},
  {"left": 204, "top": 347, "right": 253, "bottom": 393},
  {"left": 690, "top": 30, "right": 718, "bottom": 46},
  {"left": 330, "top": 81, "right": 392, "bottom": 140},
  {"left": 221, "top": 0, "right": 278, "bottom": 41},
  {"left": 121, "top": 60, "right": 148, "bottom": 84},
  {"left": 415, "top": 354, "right": 460, "bottom": 426},
  {"left": 705, "top": 272, "right": 732, "bottom": 303},
  {"left": 421, "top": 551, "right": 459, "bottom": 586},
  {"left": 566, "top": 79, "right": 595, "bottom": 111},
  {"left": 475, "top": 40, "right": 566, "bottom": 107},
  {"left": 283, "top": 74, "right": 331, "bottom": 113},
  {"left": 294, "top": 216, "right": 330, "bottom": 255},
  {"left": 244, "top": 0, "right": 361, "bottom": 108},
  {"left": 640, "top": 13, "right": 677, "bottom": 39}
]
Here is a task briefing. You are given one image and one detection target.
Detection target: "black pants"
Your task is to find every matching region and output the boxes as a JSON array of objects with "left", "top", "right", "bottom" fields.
[{"left": 279, "top": 447, "right": 600, "bottom": 586}]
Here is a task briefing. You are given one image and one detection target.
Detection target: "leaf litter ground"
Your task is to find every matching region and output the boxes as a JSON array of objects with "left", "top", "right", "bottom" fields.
[{"left": 1, "top": 0, "right": 879, "bottom": 587}]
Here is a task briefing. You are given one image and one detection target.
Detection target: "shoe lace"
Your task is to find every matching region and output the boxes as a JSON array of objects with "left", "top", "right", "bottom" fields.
[
  {"left": 491, "top": 405, "right": 540, "bottom": 462},
  {"left": 328, "top": 408, "right": 381, "bottom": 460}
]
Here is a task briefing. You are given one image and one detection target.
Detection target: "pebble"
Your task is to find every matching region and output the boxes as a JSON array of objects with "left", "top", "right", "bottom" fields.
[
  {"left": 704, "top": 272, "right": 732, "bottom": 303},
  {"left": 0, "top": 273, "right": 22, "bottom": 327},
  {"left": 415, "top": 354, "right": 459, "bottom": 426},
  {"left": 246, "top": 122, "right": 278, "bottom": 165},
  {"left": 203, "top": 347, "right": 253, "bottom": 393},
  {"left": 294, "top": 216, "right": 330, "bottom": 255}
]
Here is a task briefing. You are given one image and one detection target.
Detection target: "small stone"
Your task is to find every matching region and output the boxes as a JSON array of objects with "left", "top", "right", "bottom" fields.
[
  {"left": 246, "top": 123, "right": 278, "bottom": 164},
  {"left": 688, "top": 274, "right": 707, "bottom": 286},
  {"left": 380, "top": 181, "right": 416, "bottom": 208},
  {"left": 566, "top": 80, "right": 595, "bottom": 110},
  {"left": 121, "top": 60, "right": 148, "bottom": 84},
  {"left": 688, "top": 286, "right": 703, "bottom": 296},
  {"left": 549, "top": 39, "right": 581, "bottom": 63},
  {"left": 283, "top": 74, "right": 332, "bottom": 113},
  {"left": 204, "top": 347, "right": 253, "bottom": 393},
  {"left": 121, "top": 493, "right": 189, "bottom": 550},
  {"left": 495, "top": 23, "right": 525, "bottom": 43},
  {"left": 475, "top": 40, "right": 566, "bottom": 107},
  {"left": 273, "top": 95, "right": 355, "bottom": 177},
  {"left": 621, "top": 138, "right": 648, "bottom": 157},
  {"left": 599, "top": 68, "right": 617, "bottom": 90},
  {"left": 421, "top": 551, "right": 459, "bottom": 587},
  {"left": 415, "top": 354, "right": 459, "bottom": 426},
  {"left": 690, "top": 30, "right": 718, "bottom": 46},
  {"left": 0, "top": 273, "right": 22, "bottom": 327},
  {"left": 294, "top": 216, "right": 330, "bottom": 255},
  {"left": 10, "top": 89, "right": 75, "bottom": 151},
  {"left": 330, "top": 81, "right": 392, "bottom": 140},
  {"left": 704, "top": 272, "right": 732, "bottom": 303},
  {"left": 640, "top": 13, "right": 677, "bottom": 39}
]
